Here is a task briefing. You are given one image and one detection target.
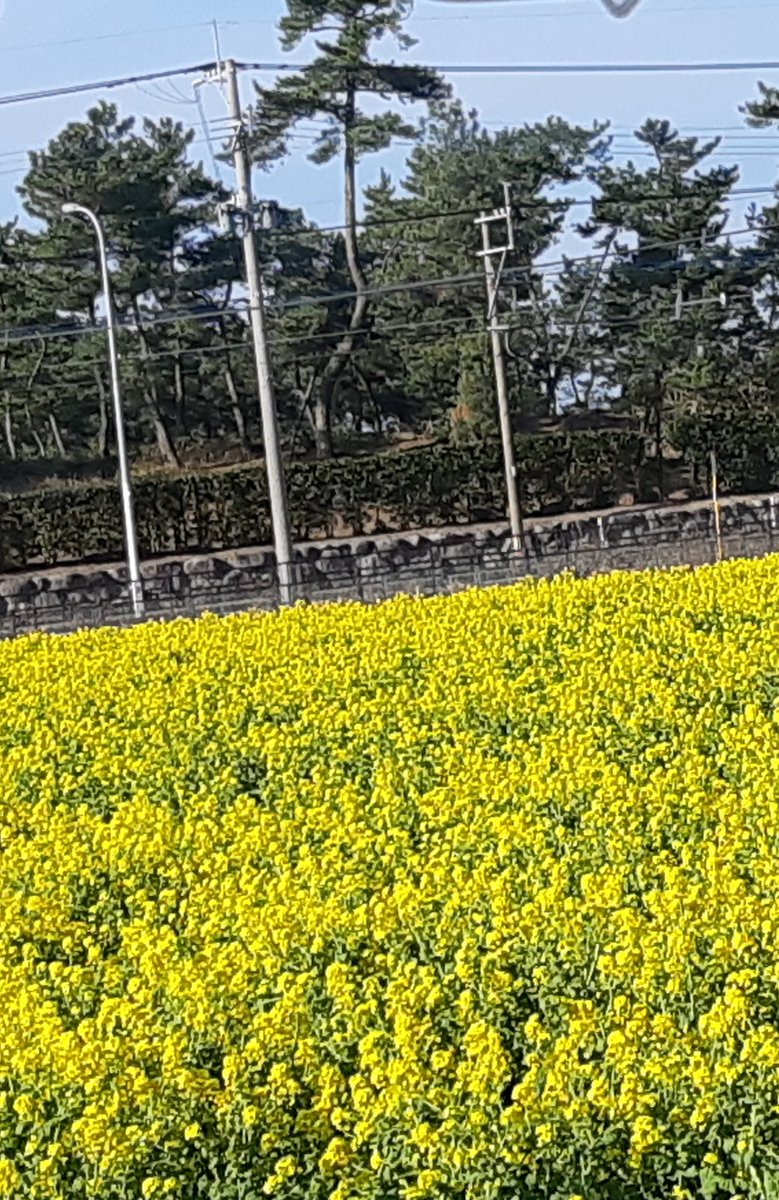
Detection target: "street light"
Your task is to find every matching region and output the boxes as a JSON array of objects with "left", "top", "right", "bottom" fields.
[{"left": 61, "top": 202, "right": 144, "bottom": 620}]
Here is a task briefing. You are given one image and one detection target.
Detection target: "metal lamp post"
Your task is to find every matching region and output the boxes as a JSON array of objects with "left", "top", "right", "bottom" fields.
[{"left": 62, "top": 203, "right": 144, "bottom": 620}]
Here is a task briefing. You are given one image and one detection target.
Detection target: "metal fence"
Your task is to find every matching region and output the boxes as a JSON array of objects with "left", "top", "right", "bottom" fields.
[{"left": 1, "top": 519, "right": 776, "bottom": 641}]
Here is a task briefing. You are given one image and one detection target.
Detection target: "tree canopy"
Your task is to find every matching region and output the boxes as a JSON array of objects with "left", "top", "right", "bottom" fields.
[{"left": 1, "top": 5, "right": 778, "bottom": 505}]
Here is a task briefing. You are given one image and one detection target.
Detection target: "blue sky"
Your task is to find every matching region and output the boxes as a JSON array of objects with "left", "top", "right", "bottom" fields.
[{"left": 0, "top": 0, "right": 778, "bottom": 235}]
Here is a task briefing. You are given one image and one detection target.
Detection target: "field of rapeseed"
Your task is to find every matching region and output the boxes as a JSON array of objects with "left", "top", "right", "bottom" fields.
[{"left": 3, "top": 560, "right": 779, "bottom": 1199}]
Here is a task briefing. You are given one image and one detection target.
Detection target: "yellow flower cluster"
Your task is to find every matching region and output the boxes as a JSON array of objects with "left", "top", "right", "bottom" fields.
[{"left": 2, "top": 558, "right": 779, "bottom": 1198}]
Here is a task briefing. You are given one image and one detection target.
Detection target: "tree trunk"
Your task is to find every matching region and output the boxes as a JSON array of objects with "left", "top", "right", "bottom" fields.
[
  {"left": 0, "top": 348, "right": 14, "bottom": 458},
  {"left": 290, "top": 371, "right": 318, "bottom": 459},
  {"left": 2, "top": 398, "right": 16, "bottom": 460},
  {"left": 312, "top": 77, "right": 370, "bottom": 459},
  {"left": 145, "top": 387, "right": 181, "bottom": 468},
  {"left": 87, "top": 305, "right": 110, "bottom": 458},
  {"left": 216, "top": 315, "right": 250, "bottom": 454},
  {"left": 547, "top": 369, "right": 557, "bottom": 420},
  {"left": 354, "top": 363, "right": 383, "bottom": 437},
  {"left": 654, "top": 384, "right": 664, "bottom": 500},
  {"left": 224, "top": 364, "right": 250, "bottom": 454},
  {"left": 48, "top": 410, "right": 66, "bottom": 458},
  {"left": 95, "top": 370, "right": 110, "bottom": 458},
  {"left": 173, "top": 344, "right": 187, "bottom": 436},
  {"left": 20, "top": 341, "right": 48, "bottom": 458},
  {"left": 132, "top": 300, "right": 181, "bottom": 468},
  {"left": 309, "top": 394, "right": 331, "bottom": 459},
  {"left": 582, "top": 360, "right": 597, "bottom": 410},
  {"left": 24, "top": 404, "right": 45, "bottom": 457}
]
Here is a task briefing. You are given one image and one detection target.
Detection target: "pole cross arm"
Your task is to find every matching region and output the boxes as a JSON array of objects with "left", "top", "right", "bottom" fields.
[{"left": 475, "top": 207, "right": 515, "bottom": 257}]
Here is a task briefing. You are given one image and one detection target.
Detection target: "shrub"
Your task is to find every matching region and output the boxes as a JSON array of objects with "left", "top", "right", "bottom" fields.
[{"left": 0, "top": 431, "right": 643, "bottom": 569}]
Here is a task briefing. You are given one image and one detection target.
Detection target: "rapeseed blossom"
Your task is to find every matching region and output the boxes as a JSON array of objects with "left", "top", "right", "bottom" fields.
[{"left": 1, "top": 559, "right": 779, "bottom": 1196}]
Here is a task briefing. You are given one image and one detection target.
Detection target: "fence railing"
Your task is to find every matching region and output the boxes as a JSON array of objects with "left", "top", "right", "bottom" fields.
[{"left": 1, "top": 517, "right": 776, "bottom": 641}]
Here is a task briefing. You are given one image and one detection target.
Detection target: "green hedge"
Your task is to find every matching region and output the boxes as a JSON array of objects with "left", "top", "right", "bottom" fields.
[
  {"left": 672, "top": 401, "right": 779, "bottom": 495},
  {"left": 0, "top": 431, "right": 643, "bottom": 570}
]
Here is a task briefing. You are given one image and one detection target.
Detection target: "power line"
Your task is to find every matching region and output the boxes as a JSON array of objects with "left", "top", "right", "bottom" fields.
[
  {"left": 0, "top": 295, "right": 762, "bottom": 396},
  {"left": 259, "top": 220, "right": 779, "bottom": 312},
  {"left": 0, "top": 306, "right": 249, "bottom": 348},
  {"left": 0, "top": 314, "right": 485, "bottom": 382},
  {"left": 1, "top": 179, "right": 770, "bottom": 247},
  {"left": 194, "top": 87, "right": 223, "bottom": 182},
  {"left": 247, "top": 58, "right": 779, "bottom": 76},
  {"left": 0, "top": 321, "right": 491, "bottom": 399},
  {"left": 0, "top": 55, "right": 777, "bottom": 114},
  {"left": 0, "top": 229, "right": 772, "bottom": 350},
  {"left": 0, "top": 22, "right": 217, "bottom": 57},
  {"left": 413, "top": 0, "right": 779, "bottom": 15},
  {"left": 237, "top": 112, "right": 778, "bottom": 138},
  {"left": 0, "top": 134, "right": 228, "bottom": 183},
  {"left": 0, "top": 0, "right": 767, "bottom": 62},
  {"left": 0, "top": 65, "right": 212, "bottom": 110},
  {"left": 0, "top": 61, "right": 261, "bottom": 110},
  {"left": 0, "top": 339, "right": 253, "bottom": 384},
  {"left": 256, "top": 185, "right": 778, "bottom": 240},
  {"left": 0, "top": 208, "right": 777, "bottom": 347},
  {"left": 217, "top": 0, "right": 779, "bottom": 24}
]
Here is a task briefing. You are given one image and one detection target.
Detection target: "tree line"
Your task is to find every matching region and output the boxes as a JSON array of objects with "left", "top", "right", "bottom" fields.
[{"left": 2, "top": 0, "right": 779, "bottom": 499}]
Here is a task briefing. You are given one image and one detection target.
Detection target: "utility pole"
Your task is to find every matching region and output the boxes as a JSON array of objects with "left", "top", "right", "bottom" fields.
[
  {"left": 220, "top": 58, "right": 295, "bottom": 606},
  {"left": 476, "top": 202, "right": 524, "bottom": 554}
]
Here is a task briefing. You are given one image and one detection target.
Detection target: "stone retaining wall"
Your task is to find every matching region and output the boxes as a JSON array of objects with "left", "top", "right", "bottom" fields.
[{"left": 1, "top": 493, "right": 778, "bottom": 635}]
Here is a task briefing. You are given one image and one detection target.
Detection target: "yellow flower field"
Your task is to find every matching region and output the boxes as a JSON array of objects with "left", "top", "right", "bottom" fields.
[{"left": 2, "top": 559, "right": 779, "bottom": 1199}]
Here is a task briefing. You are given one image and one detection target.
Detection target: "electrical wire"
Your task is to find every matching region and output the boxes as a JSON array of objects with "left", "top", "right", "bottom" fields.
[
  {"left": 0, "top": 22, "right": 217, "bottom": 56},
  {"left": 414, "top": 0, "right": 779, "bottom": 15},
  {"left": 4, "top": 54, "right": 779, "bottom": 113},
  {"left": 0, "top": 210, "right": 777, "bottom": 346},
  {"left": 0, "top": 0, "right": 768, "bottom": 61},
  {"left": 255, "top": 185, "right": 778, "bottom": 241},
  {"left": 219, "top": 0, "right": 779, "bottom": 25},
  {"left": 0, "top": 294, "right": 761, "bottom": 395},
  {"left": 194, "top": 87, "right": 223, "bottom": 182},
  {"left": 278, "top": 222, "right": 779, "bottom": 314},
  {"left": 0, "top": 61, "right": 261, "bottom": 110},
  {"left": 0, "top": 178, "right": 771, "bottom": 253},
  {"left": 0, "top": 250, "right": 768, "bottom": 351},
  {"left": 244, "top": 58, "right": 779, "bottom": 77}
]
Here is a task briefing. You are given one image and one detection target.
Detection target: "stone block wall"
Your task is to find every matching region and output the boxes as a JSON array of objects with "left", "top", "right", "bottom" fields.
[{"left": 1, "top": 493, "right": 777, "bottom": 637}]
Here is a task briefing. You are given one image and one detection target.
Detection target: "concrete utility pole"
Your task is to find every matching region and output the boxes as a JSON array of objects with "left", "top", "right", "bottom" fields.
[
  {"left": 223, "top": 58, "right": 295, "bottom": 606},
  {"left": 62, "top": 202, "right": 145, "bottom": 621},
  {"left": 476, "top": 205, "right": 525, "bottom": 554}
]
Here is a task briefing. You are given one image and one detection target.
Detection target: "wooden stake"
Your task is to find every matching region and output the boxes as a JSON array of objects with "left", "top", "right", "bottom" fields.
[{"left": 710, "top": 450, "right": 723, "bottom": 564}]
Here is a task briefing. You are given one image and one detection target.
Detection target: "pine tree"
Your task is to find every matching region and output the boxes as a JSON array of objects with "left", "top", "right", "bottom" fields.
[
  {"left": 18, "top": 104, "right": 232, "bottom": 467},
  {"left": 251, "top": 0, "right": 446, "bottom": 456},
  {"left": 361, "top": 100, "right": 609, "bottom": 433},
  {"left": 581, "top": 119, "right": 744, "bottom": 497}
]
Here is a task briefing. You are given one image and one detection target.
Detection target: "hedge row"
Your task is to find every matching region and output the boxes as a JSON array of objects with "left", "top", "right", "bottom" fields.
[
  {"left": 672, "top": 402, "right": 779, "bottom": 495},
  {"left": 0, "top": 431, "right": 643, "bottom": 569}
]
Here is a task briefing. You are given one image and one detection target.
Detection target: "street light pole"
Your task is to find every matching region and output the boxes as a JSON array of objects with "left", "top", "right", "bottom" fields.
[{"left": 62, "top": 203, "right": 144, "bottom": 620}]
